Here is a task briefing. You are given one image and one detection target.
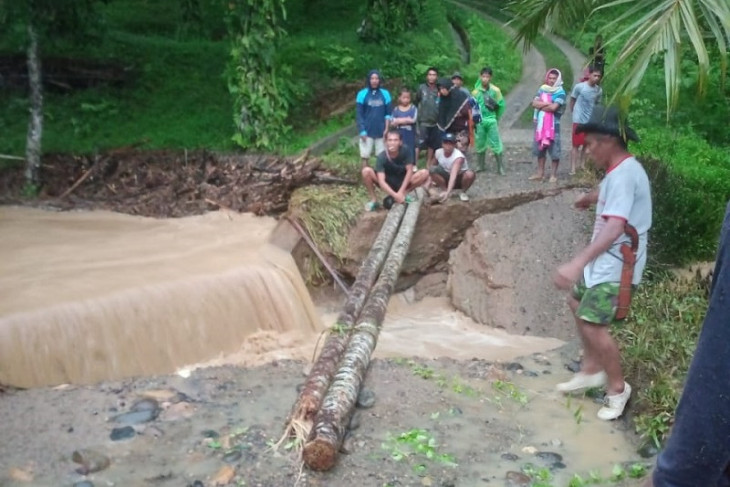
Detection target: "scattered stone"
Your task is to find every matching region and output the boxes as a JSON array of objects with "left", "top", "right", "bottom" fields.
[
  {"left": 449, "top": 406, "right": 463, "bottom": 416},
  {"left": 210, "top": 465, "right": 235, "bottom": 486},
  {"left": 187, "top": 481, "right": 204, "bottom": 487},
  {"left": 340, "top": 433, "right": 353, "bottom": 454},
  {"left": 501, "top": 453, "right": 519, "bottom": 461},
  {"left": 222, "top": 450, "right": 242, "bottom": 464},
  {"left": 72, "top": 449, "right": 111, "bottom": 475},
  {"left": 356, "top": 389, "right": 375, "bottom": 409},
  {"left": 9, "top": 467, "right": 34, "bottom": 482},
  {"left": 565, "top": 360, "right": 581, "bottom": 373},
  {"left": 505, "top": 362, "right": 523, "bottom": 372},
  {"left": 348, "top": 411, "right": 362, "bottom": 431},
  {"left": 550, "top": 438, "right": 563, "bottom": 447},
  {"left": 159, "top": 401, "right": 195, "bottom": 421},
  {"left": 110, "top": 426, "right": 136, "bottom": 441},
  {"left": 420, "top": 476, "right": 433, "bottom": 486},
  {"left": 139, "top": 389, "right": 181, "bottom": 404},
  {"left": 553, "top": 461, "right": 567, "bottom": 469},
  {"left": 202, "top": 429, "right": 220, "bottom": 438},
  {"left": 536, "top": 451, "right": 563, "bottom": 464},
  {"left": 532, "top": 355, "right": 551, "bottom": 366},
  {"left": 112, "top": 408, "right": 159, "bottom": 425},
  {"left": 524, "top": 371, "right": 539, "bottom": 377},
  {"left": 73, "top": 481, "right": 94, "bottom": 487},
  {"left": 521, "top": 446, "right": 537, "bottom": 454},
  {"left": 505, "top": 470, "right": 531, "bottom": 486},
  {"left": 302, "top": 363, "right": 312, "bottom": 376},
  {"left": 638, "top": 442, "right": 660, "bottom": 458},
  {"left": 131, "top": 398, "right": 159, "bottom": 412}
]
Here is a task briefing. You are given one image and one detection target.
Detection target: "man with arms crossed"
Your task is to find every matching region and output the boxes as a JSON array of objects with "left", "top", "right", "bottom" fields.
[
  {"left": 553, "top": 106, "right": 651, "bottom": 421},
  {"left": 570, "top": 66, "right": 603, "bottom": 175}
]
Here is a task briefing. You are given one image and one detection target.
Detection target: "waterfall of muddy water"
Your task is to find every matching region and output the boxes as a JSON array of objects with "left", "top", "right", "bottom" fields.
[{"left": 0, "top": 207, "right": 322, "bottom": 388}]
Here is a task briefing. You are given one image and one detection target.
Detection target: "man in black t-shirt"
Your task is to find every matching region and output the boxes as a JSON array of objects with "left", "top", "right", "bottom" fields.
[{"left": 361, "top": 129, "right": 429, "bottom": 211}]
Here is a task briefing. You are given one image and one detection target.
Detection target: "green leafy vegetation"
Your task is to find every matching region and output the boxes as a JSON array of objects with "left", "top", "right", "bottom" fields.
[
  {"left": 381, "top": 428, "right": 457, "bottom": 473},
  {"left": 616, "top": 273, "right": 709, "bottom": 446},
  {"left": 1, "top": 0, "right": 523, "bottom": 159}
]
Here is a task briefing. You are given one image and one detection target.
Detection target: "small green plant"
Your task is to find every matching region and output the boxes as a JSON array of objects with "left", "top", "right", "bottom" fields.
[
  {"left": 381, "top": 428, "right": 457, "bottom": 471},
  {"left": 21, "top": 182, "right": 40, "bottom": 198},
  {"left": 492, "top": 380, "right": 529, "bottom": 406},
  {"left": 522, "top": 463, "right": 554, "bottom": 487}
]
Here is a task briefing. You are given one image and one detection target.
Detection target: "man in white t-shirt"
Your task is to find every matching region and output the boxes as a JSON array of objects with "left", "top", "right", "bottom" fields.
[
  {"left": 429, "top": 132, "right": 476, "bottom": 203},
  {"left": 570, "top": 66, "right": 603, "bottom": 174},
  {"left": 552, "top": 106, "right": 652, "bottom": 421}
]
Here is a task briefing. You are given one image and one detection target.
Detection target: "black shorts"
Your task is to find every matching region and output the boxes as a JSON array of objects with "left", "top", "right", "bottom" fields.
[
  {"left": 429, "top": 165, "right": 466, "bottom": 189},
  {"left": 385, "top": 174, "right": 405, "bottom": 192},
  {"left": 418, "top": 125, "right": 442, "bottom": 151}
]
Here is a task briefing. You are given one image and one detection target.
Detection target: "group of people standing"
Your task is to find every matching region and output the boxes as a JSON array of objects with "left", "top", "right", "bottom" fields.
[
  {"left": 357, "top": 62, "right": 605, "bottom": 210},
  {"left": 357, "top": 66, "right": 506, "bottom": 211}
]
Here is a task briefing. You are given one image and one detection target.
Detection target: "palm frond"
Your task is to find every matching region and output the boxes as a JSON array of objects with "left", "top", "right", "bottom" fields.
[
  {"left": 511, "top": 0, "right": 730, "bottom": 115},
  {"left": 507, "top": 0, "right": 599, "bottom": 48}
]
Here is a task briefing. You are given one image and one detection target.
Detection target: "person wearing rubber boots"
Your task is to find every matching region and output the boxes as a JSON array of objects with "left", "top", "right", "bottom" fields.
[
  {"left": 472, "top": 67, "right": 505, "bottom": 174},
  {"left": 552, "top": 106, "right": 652, "bottom": 421}
]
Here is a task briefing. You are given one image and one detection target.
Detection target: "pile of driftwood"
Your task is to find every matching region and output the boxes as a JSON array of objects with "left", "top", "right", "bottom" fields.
[
  {"left": 0, "top": 149, "right": 353, "bottom": 217},
  {"left": 281, "top": 189, "right": 424, "bottom": 471}
]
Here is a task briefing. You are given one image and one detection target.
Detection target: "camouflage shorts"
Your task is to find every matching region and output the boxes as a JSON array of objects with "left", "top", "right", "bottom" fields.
[{"left": 572, "top": 281, "right": 620, "bottom": 325}]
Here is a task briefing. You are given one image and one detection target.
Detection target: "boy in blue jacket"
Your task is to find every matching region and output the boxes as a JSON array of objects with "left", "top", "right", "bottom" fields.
[{"left": 356, "top": 69, "right": 392, "bottom": 168}]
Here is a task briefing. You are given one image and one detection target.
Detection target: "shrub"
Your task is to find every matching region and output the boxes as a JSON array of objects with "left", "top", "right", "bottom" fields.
[{"left": 636, "top": 127, "right": 730, "bottom": 266}]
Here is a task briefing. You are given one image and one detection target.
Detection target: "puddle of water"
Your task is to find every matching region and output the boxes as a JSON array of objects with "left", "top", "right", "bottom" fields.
[{"left": 476, "top": 358, "right": 643, "bottom": 483}]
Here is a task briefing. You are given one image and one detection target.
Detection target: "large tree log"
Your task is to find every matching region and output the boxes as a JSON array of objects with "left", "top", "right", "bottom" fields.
[
  {"left": 302, "top": 190, "right": 424, "bottom": 471},
  {"left": 282, "top": 203, "right": 406, "bottom": 441}
]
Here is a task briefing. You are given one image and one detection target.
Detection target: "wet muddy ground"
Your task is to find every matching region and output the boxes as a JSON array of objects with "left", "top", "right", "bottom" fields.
[{"left": 0, "top": 345, "right": 649, "bottom": 487}]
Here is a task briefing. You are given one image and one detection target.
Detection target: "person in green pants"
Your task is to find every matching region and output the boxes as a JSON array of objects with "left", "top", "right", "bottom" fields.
[{"left": 472, "top": 67, "right": 506, "bottom": 174}]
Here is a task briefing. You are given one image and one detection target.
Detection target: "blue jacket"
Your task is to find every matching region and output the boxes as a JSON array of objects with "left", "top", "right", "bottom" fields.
[{"left": 356, "top": 70, "right": 391, "bottom": 138}]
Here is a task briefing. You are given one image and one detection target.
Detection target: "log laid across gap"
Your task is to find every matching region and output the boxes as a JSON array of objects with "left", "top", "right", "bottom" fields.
[
  {"left": 301, "top": 189, "right": 424, "bottom": 471},
  {"left": 282, "top": 203, "right": 407, "bottom": 443}
]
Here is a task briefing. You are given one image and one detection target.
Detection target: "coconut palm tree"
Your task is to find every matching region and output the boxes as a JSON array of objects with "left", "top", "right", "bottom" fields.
[{"left": 508, "top": 0, "right": 730, "bottom": 114}]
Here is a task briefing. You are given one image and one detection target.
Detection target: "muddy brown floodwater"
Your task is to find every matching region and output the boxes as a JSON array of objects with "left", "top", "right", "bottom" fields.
[{"left": 0, "top": 206, "right": 648, "bottom": 487}]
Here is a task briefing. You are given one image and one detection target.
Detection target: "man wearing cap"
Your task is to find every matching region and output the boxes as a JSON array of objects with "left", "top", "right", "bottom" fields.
[
  {"left": 451, "top": 72, "right": 471, "bottom": 97},
  {"left": 552, "top": 106, "right": 652, "bottom": 421},
  {"left": 361, "top": 128, "right": 429, "bottom": 211},
  {"left": 472, "top": 67, "right": 505, "bottom": 174},
  {"left": 429, "top": 132, "right": 476, "bottom": 203}
]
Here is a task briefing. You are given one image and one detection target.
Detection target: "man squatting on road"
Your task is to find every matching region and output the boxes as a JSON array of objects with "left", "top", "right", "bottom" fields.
[{"left": 361, "top": 128, "right": 429, "bottom": 211}]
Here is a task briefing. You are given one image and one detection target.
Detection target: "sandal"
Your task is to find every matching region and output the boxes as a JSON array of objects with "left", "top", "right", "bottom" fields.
[
  {"left": 364, "top": 201, "right": 379, "bottom": 212},
  {"left": 405, "top": 194, "right": 416, "bottom": 204}
]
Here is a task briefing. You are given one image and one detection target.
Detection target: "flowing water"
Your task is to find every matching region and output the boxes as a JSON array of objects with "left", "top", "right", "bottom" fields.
[{"left": 0, "top": 207, "right": 320, "bottom": 388}]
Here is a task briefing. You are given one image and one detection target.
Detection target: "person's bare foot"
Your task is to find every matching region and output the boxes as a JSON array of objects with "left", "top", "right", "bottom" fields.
[{"left": 528, "top": 174, "right": 544, "bottom": 181}]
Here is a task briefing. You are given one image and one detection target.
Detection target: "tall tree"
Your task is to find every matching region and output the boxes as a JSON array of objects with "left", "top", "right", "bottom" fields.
[
  {"left": 224, "top": 0, "right": 290, "bottom": 150},
  {"left": 1, "top": 0, "right": 106, "bottom": 189},
  {"left": 508, "top": 0, "right": 730, "bottom": 114}
]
